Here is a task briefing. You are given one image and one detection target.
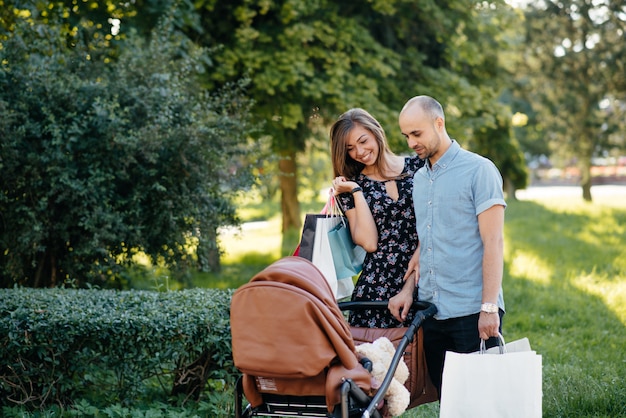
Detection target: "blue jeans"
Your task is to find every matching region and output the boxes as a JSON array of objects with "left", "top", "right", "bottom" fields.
[{"left": 422, "top": 310, "right": 504, "bottom": 397}]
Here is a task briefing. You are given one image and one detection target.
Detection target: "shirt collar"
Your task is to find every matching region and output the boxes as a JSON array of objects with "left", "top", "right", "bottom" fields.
[{"left": 428, "top": 139, "right": 460, "bottom": 171}]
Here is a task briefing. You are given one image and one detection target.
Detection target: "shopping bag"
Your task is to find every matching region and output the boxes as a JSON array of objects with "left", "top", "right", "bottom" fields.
[
  {"left": 326, "top": 194, "right": 364, "bottom": 299},
  {"left": 311, "top": 215, "right": 343, "bottom": 297},
  {"left": 297, "top": 213, "right": 348, "bottom": 298},
  {"left": 297, "top": 190, "right": 364, "bottom": 299},
  {"left": 327, "top": 222, "right": 358, "bottom": 299},
  {"left": 298, "top": 213, "right": 324, "bottom": 261},
  {"left": 297, "top": 195, "right": 335, "bottom": 260},
  {"left": 328, "top": 221, "right": 366, "bottom": 276},
  {"left": 439, "top": 334, "right": 542, "bottom": 418}
]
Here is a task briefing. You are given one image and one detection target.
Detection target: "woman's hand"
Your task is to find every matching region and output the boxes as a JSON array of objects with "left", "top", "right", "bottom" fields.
[{"left": 332, "top": 176, "right": 359, "bottom": 195}]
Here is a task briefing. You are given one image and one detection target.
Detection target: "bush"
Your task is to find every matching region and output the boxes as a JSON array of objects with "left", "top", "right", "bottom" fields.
[
  {"left": 0, "top": 16, "right": 257, "bottom": 288},
  {"left": 0, "top": 287, "right": 236, "bottom": 410}
]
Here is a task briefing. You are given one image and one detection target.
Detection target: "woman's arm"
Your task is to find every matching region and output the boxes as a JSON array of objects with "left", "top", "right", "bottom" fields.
[
  {"left": 389, "top": 243, "right": 420, "bottom": 322},
  {"left": 333, "top": 177, "right": 378, "bottom": 252}
]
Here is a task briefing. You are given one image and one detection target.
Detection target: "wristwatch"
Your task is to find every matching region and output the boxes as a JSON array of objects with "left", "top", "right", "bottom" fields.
[{"left": 480, "top": 303, "right": 499, "bottom": 314}]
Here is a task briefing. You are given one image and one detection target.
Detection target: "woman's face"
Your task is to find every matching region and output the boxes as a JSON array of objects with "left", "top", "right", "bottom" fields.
[{"left": 346, "top": 124, "right": 379, "bottom": 167}]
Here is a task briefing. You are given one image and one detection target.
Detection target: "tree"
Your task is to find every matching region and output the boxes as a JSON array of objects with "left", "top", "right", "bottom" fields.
[
  {"left": 188, "top": 0, "right": 401, "bottom": 241},
  {"left": 519, "top": 0, "right": 626, "bottom": 201},
  {"left": 0, "top": 17, "right": 256, "bottom": 287},
  {"left": 182, "top": 0, "right": 528, "bottom": 248},
  {"left": 12, "top": 0, "right": 527, "bottom": 249}
]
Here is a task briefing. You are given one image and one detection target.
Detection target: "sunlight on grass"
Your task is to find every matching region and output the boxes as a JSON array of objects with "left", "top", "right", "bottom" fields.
[
  {"left": 508, "top": 250, "right": 553, "bottom": 285},
  {"left": 218, "top": 216, "right": 283, "bottom": 263},
  {"left": 573, "top": 273, "right": 626, "bottom": 324}
]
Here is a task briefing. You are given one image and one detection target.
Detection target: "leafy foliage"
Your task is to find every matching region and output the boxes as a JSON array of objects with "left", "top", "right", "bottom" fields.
[
  {"left": 518, "top": 0, "right": 626, "bottom": 200},
  {"left": 0, "top": 15, "right": 257, "bottom": 287},
  {"left": 181, "top": 0, "right": 529, "bottom": 233},
  {"left": 0, "top": 287, "right": 236, "bottom": 410}
]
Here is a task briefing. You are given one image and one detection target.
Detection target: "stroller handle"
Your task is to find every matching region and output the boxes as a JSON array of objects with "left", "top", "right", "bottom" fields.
[
  {"left": 338, "top": 300, "right": 437, "bottom": 418},
  {"left": 338, "top": 299, "right": 435, "bottom": 313}
]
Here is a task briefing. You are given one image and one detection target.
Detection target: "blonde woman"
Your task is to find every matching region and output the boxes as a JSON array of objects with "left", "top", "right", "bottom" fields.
[{"left": 330, "top": 108, "right": 425, "bottom": 328}]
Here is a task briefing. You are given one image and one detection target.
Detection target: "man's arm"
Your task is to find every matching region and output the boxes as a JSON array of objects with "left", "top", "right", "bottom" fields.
[{"left": 477, "top": 204, "right": 505, "bottom": 340}]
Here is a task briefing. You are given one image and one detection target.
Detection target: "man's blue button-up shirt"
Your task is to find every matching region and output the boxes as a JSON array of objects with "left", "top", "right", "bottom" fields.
[{"left": 412, "top": 140, "right": 506, "bottom": 320}]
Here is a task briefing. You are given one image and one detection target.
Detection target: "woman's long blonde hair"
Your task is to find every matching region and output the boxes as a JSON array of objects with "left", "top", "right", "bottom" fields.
[{"left": 330, "top": 108, "right": 396, "bottom": 179}]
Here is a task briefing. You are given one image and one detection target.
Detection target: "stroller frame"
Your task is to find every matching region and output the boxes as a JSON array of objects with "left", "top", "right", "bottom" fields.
[{"left": 234, "top": 300, "right": 437, "bottom": 418}]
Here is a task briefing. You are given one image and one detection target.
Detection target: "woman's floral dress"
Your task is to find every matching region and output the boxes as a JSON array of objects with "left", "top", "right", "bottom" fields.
[{"left": 338, "top": 156, "right": 425, "bottom": 328}]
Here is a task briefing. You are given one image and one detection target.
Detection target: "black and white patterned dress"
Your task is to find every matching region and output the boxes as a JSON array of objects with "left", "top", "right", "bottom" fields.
[{"left": 338, "top": 155, "right": 425, "bottom": 328}]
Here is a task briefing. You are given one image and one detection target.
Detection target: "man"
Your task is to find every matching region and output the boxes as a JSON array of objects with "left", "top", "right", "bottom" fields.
[{"left": 398, "top": 95, "right": 506, "bottom": 395}]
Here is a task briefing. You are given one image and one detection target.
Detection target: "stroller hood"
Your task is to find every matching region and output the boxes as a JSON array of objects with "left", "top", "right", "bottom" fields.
[
  {"left": 231, "top": 257, "right": 372, "bottom": 411},
  {"left": 231, "top": 256, "right": 361, "bottom": 377}
]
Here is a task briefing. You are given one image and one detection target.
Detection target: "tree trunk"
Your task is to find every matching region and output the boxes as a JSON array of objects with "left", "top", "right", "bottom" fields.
[
  {"left": 579, "top": 137, "right": 593, "bottom": 202},
  {"left": 581, "top": 170, "right": 593, "bottom": 202},
  {"left": 504, "top": 177, "right": 517, "bottom": 201},
  {"left": 33, "top": 251, "right": 45, "bottom": 288},
  {"left": 206, "top": 227, "right": 221, "bottom": 272},
  {"left": 49, "top": 254, "right": 57, "bottom": 287},
  {"left": 278, "top": 151, "right": 302, "bottom": 255}
]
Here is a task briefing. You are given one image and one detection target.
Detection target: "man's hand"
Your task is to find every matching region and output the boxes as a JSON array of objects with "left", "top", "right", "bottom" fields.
[
  {"left": 389, "top": 273, "right": 416, "bottom": 323},
  {"left": 478, "top": 311, "right": 500, "bottom": 340}
]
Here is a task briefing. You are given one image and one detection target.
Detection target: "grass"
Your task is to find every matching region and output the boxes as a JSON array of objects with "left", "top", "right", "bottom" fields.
[{"left": 218, "top": 187, "right": 626, "bottom": 418}]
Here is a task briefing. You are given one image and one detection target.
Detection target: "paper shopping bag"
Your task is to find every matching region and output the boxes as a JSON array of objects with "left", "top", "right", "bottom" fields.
[
  {"left": 297, "top": 214, "right": 341, "bottom": 297},
  {"left": 481, "top": 337, "right": 532, "bottom": 354},
  {"left": 327, "top": 220, "right": 366, "bottom": 277},
  {"left": 297, "top": 214, "right": 356, "bottom": 299},
  {"left": 298, "top": 214, "right": 324, "bottom": 261},
  {"left": 440, "top": 338, "right": 542, "bottom": 418},
  {"left": 327, "top": 221, "right": 364, "bottom": 299},
  {"left": 312, "top": 215, "right": 342, "bottom": 292}
]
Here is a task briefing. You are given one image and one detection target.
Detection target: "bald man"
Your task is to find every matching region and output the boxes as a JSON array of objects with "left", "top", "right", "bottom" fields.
[{"left": 399, "top": 95, "right": 507, "bottom": 396}]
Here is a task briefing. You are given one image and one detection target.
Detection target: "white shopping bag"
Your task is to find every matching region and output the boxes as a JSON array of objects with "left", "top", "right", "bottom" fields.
[
  {"left": 311, "top": 215, "right": 343, "bottom": 298},
  {"left": 440, "top": 335, "right": 542, "bottom": 418}
]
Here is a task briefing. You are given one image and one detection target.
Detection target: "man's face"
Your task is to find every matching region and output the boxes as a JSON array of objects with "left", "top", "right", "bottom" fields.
[{"left": 399, "top": 107, "right": 441, "bottom": 161}]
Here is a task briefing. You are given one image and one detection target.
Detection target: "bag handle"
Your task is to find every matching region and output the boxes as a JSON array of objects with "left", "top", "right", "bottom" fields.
[
  {"left": 479, "top": 332, "right": 507, "bottom": 354},
  {"left": 325, "top": 188, "right": 349, "bottom": 227}
]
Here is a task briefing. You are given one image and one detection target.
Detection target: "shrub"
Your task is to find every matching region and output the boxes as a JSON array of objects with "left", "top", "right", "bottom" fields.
[
  {"left": 0, "top": 16, "right": 257, "bottom": 288},
  {"left": 0, "top": 287, "right": 235, "bottom": 410}
]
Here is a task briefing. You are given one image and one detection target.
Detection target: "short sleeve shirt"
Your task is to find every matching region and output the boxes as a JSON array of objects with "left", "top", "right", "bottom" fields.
[{"left": 412, "top": 140, "right": 506, "bottom": 320}]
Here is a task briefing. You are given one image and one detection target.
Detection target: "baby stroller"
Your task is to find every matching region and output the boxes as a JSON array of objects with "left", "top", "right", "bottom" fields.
[{"left": 231, "top": 256, "right": 437, "bottom": 418}]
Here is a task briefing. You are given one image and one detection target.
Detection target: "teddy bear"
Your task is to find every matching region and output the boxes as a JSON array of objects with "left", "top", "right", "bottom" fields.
[{"left": 354, "top": 336, "right": 410, "bottom": 417}]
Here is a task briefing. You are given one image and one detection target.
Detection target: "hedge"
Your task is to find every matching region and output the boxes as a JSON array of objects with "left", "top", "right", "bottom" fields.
[{"left": 0, "top": 287, "right": 235, "bottom": 409}]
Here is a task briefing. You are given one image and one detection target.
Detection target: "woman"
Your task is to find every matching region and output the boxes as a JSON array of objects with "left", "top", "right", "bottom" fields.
[{"left": 330, "top": 108, "right": 425, "bottom": 328}]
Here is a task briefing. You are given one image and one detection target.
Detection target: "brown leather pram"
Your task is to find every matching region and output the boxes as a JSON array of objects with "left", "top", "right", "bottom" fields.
[{"left": 231, "top": 256, "right": 437, "bottom": 418}]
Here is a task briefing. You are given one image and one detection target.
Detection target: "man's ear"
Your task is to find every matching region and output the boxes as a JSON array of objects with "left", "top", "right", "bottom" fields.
[{"left": 435, "top": 116, "right": 445, "bottom": 132}]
